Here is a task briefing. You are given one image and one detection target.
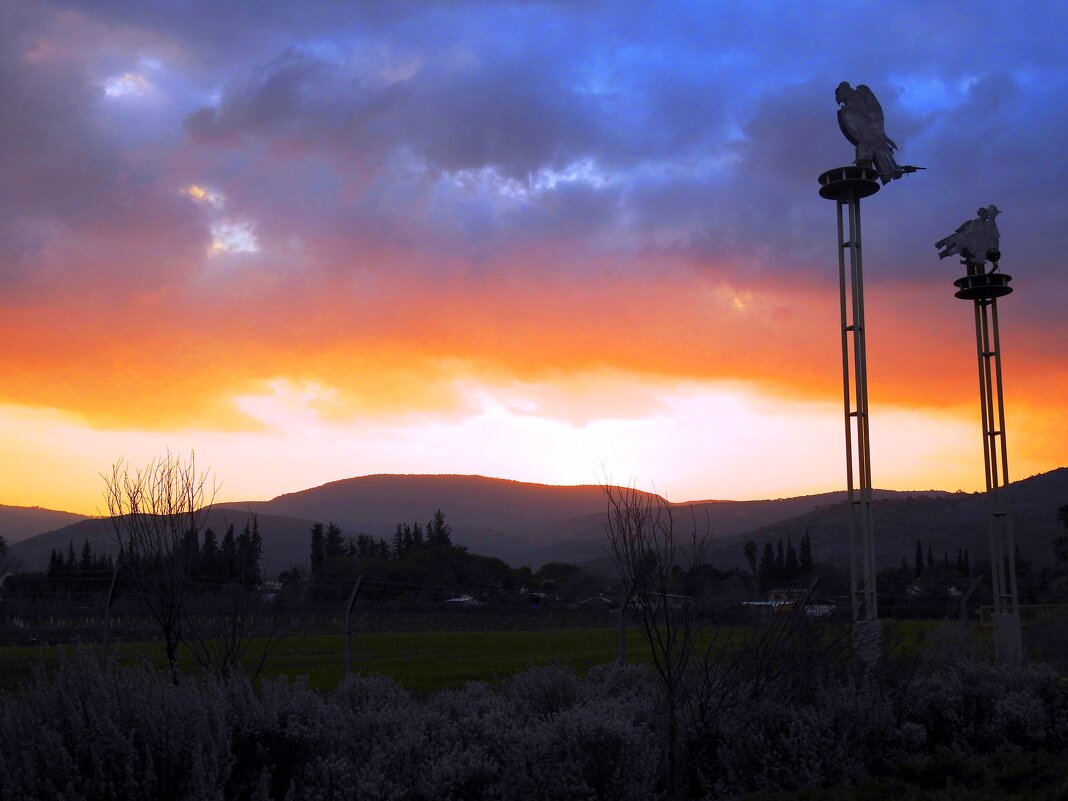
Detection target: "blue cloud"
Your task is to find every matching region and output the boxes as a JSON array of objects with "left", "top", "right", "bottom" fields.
[{"left": 8, "top": 0, "right": 1068, "bottom": 293}]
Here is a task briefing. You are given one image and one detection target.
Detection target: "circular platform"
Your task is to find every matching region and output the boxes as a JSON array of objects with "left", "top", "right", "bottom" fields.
[
  {"left": 954, "top": 272, "right": 1013, "bottom": 300},
  {"left": 818, "top": 165, "right": 881, "bottom": 200}
]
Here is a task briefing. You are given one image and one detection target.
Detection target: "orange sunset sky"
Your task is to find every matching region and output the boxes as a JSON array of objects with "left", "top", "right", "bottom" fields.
[{"left": 1, "top": 2, "right": 1066, "bottom": 514}]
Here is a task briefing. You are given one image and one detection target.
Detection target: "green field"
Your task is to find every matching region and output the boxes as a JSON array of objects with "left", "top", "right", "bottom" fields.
[
  {"left": 0, "top": 627, "right": 654, "bottom": 693},
  {"left": 0, "top": 619, "right": 991, "bottom": 695},
  {"left": 262, "top": 627, "right": 655, "bottom": 691}
]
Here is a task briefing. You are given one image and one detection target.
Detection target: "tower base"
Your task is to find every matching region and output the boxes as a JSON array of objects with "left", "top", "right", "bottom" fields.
[{"left": 993, "top": 612, "right": 1023, "bottom": 665}]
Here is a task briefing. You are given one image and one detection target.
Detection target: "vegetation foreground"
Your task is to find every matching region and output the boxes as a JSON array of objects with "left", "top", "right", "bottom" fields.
[{"left": 1, "top": 625, "right": 1067, "bottom": 801}]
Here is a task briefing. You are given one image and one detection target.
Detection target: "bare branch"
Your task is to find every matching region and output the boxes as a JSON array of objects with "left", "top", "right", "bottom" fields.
[{"left": 102, "top": 451, "right": 217, "bottom": 682}]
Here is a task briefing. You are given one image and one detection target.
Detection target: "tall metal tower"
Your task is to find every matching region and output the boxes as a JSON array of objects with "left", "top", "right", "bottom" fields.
[
  {"left": 936, "top": 206, "right": 1022, "bottom": 663},
  {"left": 818, "top": 166, "right": 880, "bottom": 624},
  {"left": 819, "top": 82, "right": 922, "bottom": 630}
]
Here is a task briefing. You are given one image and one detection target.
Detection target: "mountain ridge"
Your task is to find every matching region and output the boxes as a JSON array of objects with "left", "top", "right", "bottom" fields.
[{"left": 8, "top": 469, "right": 1066, "bottom": 573}]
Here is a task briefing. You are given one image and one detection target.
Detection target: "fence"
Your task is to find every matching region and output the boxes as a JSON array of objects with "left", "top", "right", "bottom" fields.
[{"left": 2, "top": 571, "right": 1065, "bottom": 687}]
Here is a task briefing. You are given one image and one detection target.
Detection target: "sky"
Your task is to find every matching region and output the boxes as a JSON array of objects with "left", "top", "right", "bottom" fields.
[{"left": 1, "top": 1, "right": 1066, "bottom": 514}]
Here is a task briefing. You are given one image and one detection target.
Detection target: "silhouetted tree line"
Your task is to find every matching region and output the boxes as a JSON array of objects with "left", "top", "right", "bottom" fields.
[
  {"left": 169, "top": 516, "right": 263, "bottom": 585},
  {"left": 3, "top": 520, "right": 264, "bottom": 604},
  {"left": 0, "top": 540, "right": 116, "bottom": 599},
  {"left": 1040, "top": 503, "right": 1068, "bottom": 601},
  {"left": 296, "top": 510, "right": 612, "bottom": 604},
  {"left": 743, "top": 530, "right": 814, "bottom": 584},
  {"left": 308, "top": 509, "right": 457, "bottom": 582},
  {"left": 47, "top": 539, "right": 115, "bottom": 581},
  {"left": 107, "top": 517, "right": 263, "bottom": 587},
  {"left": 910, "top": 538, "right": 972, "bottom": 579}
]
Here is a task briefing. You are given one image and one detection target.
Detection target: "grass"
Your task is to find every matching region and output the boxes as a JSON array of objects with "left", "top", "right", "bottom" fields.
[
  {"left": 272, "top": 627, "right": 656, "bottom": 691},
  {"left": 0, "top": 619, "right": 997, "bottom": 695},
  {"left": 0, "top": 627, "right": 653, "bottom": 694}
]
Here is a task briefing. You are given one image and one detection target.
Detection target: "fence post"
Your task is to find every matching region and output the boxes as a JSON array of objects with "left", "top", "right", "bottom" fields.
[
  {"left": 960, "top": 575, "right": 983, "bottom": 621},
  {"left": 100, "top": 564, "right": 119, "bottom": 670},
  {"left": 343, "top": 575, "right": 364, "bottom": 676}
]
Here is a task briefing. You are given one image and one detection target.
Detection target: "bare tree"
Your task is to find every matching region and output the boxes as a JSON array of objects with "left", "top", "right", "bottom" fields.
[
  {"left": 183, "top": 521, "right": 282, "bottom": 682},
  {"left": 103, "top": 452, "right": 216, "bottom": 682},
  {"left": 604, "top": 483, "right": 709, "bottom": 800},
  {"left": 182, "top": 580, "right": 282, "bottom": 682}
]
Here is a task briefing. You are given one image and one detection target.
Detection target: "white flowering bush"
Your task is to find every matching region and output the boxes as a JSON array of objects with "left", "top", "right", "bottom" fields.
[
  {"left": 0, "top": 644, "right": 1064, "bottom": 800},
  {"left": 902, "top": 658, "right": 1067, "bottom": 755},
  {"left": 0, "top": 654, "right": 231, "bottom": 800}
]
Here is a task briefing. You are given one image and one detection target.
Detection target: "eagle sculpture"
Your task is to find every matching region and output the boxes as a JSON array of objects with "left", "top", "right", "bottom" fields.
[
  {"left": 835, "top": 82, "right": 922, "bottom": 184},
  {"left": 935, "top": 205, "right": 1002, "bottom": 266}
]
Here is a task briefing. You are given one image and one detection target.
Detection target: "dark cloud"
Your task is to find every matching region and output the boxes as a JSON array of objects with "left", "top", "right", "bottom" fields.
[
  {"left": 0, "top": 2, "right": 204, "bottom": 290},
  {"left": 6, "top": 0, "right": 1068, "bottom": 298}
]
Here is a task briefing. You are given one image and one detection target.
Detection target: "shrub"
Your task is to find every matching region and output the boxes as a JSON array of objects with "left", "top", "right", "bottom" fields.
[{"left": 0, "top": 639, "right": 1065, "bottom": 801}]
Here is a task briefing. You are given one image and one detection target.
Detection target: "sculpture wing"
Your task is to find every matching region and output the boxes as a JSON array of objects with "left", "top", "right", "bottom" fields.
[
  {"left": 856, "top": 86, "right": 884, "bottom": 126},
  {"left": 845, "top": 85, "right": 887, "bottom": 146},
  {"left": 837, "top": 107, "right": 858, "bottom": 146}
]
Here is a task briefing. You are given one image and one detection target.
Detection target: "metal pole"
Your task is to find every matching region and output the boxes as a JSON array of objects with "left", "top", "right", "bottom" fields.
[
  {"left": 836, "top": 197, "right": 859, "bottom": 623},
  {"left": 100, "top": 563, "right": 119, "bottom": 670},
  {"left": 990, "top": 300, "right": 1022, "bottom": 613},
  {"left": 953, "top": 259, "right": 1021, "bottom": 663},
  {"left": 343, "top": 575, "right": 363, "bottom": 676},
  {"left": 821, "top": 166, "right": 879, "bottom": 626},
  {"left": 851, "top": 193, "right": 877, "bottom": 621}
]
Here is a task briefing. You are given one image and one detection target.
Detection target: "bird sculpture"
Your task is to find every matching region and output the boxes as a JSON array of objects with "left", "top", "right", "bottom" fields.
[
  {"left": 835, "top": 82, "right": 922, "bottom": 184},
  {"left": 935, "top": 205, "right": 1002, "bottom": 266}
]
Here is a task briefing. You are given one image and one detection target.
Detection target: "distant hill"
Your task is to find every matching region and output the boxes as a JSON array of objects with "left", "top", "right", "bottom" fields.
[
  {"left": 0, "top": 505, "right": 88, "bottom": 546},
  {"left": 9, "top": 470, "right": 1066, "bottom": 574},
  {"left": 235, "top": 475, "right": 664, "bottom": 567},
  {"left": 703, "top": 468, "right": 1068, "bottom": 573},
  {"left": 529, "top": 488, "right": 955, "bottom": 566}
]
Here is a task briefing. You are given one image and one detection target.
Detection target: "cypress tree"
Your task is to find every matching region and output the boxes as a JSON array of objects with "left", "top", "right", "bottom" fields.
[
  {"left": 182, "top": 527, "right": 200, "bottom": 574},
  {"left": 927, "top": 544, "right": 934, "bottom": 569},
  {"left": 310, "top": 523, "right": 325, "bottom": 578},
  {"left": 785, "top": 538, "right": 800, "bottom": 578},
  {"left": 915, "top": 540, "right": 924, "bottom": 578},
  {"left": 759, "top": 542, "right": 775, "bottom": 583},
  {"left": 222, "top": 524, "right": 237, "bottom": 579},
  {"left": 202, "top": 528, "right": 220, "bottom": 577},
  {"left": 775, "top": 538, "right": 785, "bottom": 579},
  {"left": 236, "top": 515, "right": 262, "bottom": 584},
  {"left": 799, "top": 530, "right": 813, "bottom": 573},
  {"left": 743, "top": 540, "right": 758, "bottom": 575},
  {"left": 392, "top": 525, "right": 405, "bottom": 559},
  {"left": 325, "top": 522, "right": 345, "bottom": 558},
  {"left": 429, "top": 509, "right": 452, "bottom": 547}
]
